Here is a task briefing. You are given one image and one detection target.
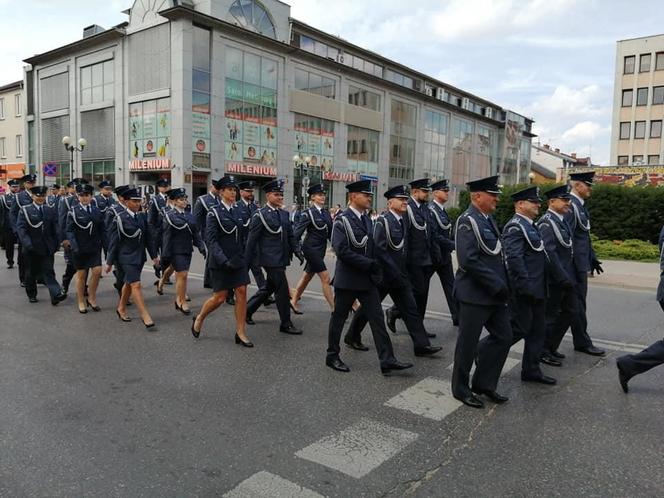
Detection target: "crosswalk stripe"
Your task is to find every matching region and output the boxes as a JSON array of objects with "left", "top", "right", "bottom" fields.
[
  {"left": 384, "top": 377, "right": 462, "bottom": 421},
  {"left": 223, "top": 471, "right": 325, "bottom": 498}
]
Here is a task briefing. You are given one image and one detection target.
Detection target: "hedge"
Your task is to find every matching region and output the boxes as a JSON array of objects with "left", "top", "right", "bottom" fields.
[{"left": 592, "top": 237, "right": 660, "bottom": 262}]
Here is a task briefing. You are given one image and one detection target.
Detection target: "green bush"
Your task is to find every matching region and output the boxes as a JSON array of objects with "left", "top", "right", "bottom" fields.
[{"left": 592, "top": 237, "right": 660, "bottom": 262}]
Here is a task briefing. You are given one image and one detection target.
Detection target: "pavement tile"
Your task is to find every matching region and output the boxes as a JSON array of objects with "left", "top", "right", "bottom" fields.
[{"left": 223, "top": 471, "right": 325, "bottom": 498}]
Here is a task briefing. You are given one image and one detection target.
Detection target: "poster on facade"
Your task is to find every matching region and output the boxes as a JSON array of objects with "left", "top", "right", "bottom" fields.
[
  {"left": 260, "top": 125, "right": 277, "bottom": 148},
  {"left": 192, "top": 112, "right": 211, "bottom": 153},
  {"left": 157, "top": 137, "right": 170, "bottom": 158},
  {"left": 157, "top": 98, "right": 170, "bottom": 138},
  {"left": 226, "top": 141, "right": 241, "bottom": 161},
  {"left": 129, "top": 103, "right": 143, "bottom": 142},
  {"left": 226, "top": 118, "right": 243, "bottom": 142},
  {"left": 142, "top": 101, "right": 157, "bottom": 157},
  {"left": 259, "top": 147, "right": 277, "bottom": 166}
]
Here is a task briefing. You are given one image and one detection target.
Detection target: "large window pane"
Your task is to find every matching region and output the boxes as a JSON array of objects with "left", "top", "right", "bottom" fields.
[
  {"left": 622, "top": 89, "right": 633, "bottom": 107},
  {"left": 226, "top": 47, "right": 243, "bottom": 80},
  {"left": 624, "top": 55, "right": 635, "bottom": 74},
  {"left": 634, "top": 121, "right": 646, "bottom": 139},
  {"left": 653, "top": 86, "right": 664, "bottom": 105},
  {"left": 619, "top": 122, "right": 630, "bottom": 139},
  {"left": 640, "top": 53, "right": 651, "bottom": 72},
  {"left": 637, "top": 87, "right": 648, "bottom": 105}
]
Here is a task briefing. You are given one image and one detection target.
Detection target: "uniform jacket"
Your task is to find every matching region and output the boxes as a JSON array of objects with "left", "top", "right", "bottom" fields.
[
  {"left": 405, "top": 197, "right": 441, "bottom": 267},
  {"left": 0, "top": 193, "right": 16, "bottom": 232},
  {"left": 106, "top": 210, "right": 156, "bottom": 267},
  {"left": 93, "top": 194, "right": 116, "bottom": 214},
  {"left": 58, "top": 195, "right": 79, "bottom": 242},
  {"left": 206, "top": 203, "right": 247, "bottom": 270},
  {"left": 565, "top": 195, "right": 595, "bottom": 273},
  {"left": 453, "top": 204, "right": 509, "bottom": 306},
  {"left": 47, "top": 194, "right": 61, "bottom": 211},
  {"left": 10, "top": 190, "right": 33, "bottom": 233},
  {"left": 537, "top": 210, "right": 575, "bottom": 287},
  {"left": 233, "top": 199, "right": 258, "bottom": 243},
  {"left": 330, "top": 208, "right": 380, "bottom": 290},
  {"left": 293, "top": 205, "right": 332, "bottom": 256},
  {"left": 428, "top": 201, "right": 456, "bottom": 267},
  {"left": 502, "top": 214, "right": 548, "bottom": 300},
  {"left": 193, "top": 192, "right": 220, "bottom": 239},
  {"left": 16, "top": 203, "right": 60, "bottom": 255},
  {"left": 65, "top": 204, "right": 104, "bottom": 255},
  {"left": 245, "top": 205, "right": 298, "bottom": 268},
  {"left": 161, "top": 208, "right": 205, "bottom": 259},
  {"left": 148, "top": 194, "right": 169, "bottom": 249},
  {"left": 373, "top": 211, "right": 409, "bottom": 288}
]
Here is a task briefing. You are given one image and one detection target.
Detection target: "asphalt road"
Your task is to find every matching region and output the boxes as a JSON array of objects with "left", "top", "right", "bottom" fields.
[{"left": 0, "top": 253, "right": 662, "bottom": 497}]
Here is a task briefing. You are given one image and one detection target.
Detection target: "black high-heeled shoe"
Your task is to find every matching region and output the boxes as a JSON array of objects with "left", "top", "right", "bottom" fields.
[
  {"left": 175, "top": 302, "right": 192, "bottom": 315},
  {"left": 289, "top": 302, "right": 303, "bottom": 315},
  {"left": 116, "top": 310, "right": 131, "bottom": 322},
  {"left": 156, "top": 282, "right": 164, "bottom": 295},
  {"left": 235, "top": 333, "right": 254, "bottom": 348},
  {"left": 86, "top": 300, "right": 101, "bottom": 312},
  {"left": 78, "top": 306, "right": 88, "bottom": 314},
  {"left": 143, "top": 320, "right": 156, "bottom": 330},
  {"left": 191, "top": 315, "right": 201, "bottom": 339}
]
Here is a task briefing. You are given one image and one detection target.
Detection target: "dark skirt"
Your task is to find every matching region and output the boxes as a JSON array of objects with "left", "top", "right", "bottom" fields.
[
  {"left": 171, "top": 253, "right": 192, "bottom": 272},
  {"left": 303, "top": 246, "right": 327, "bottom": 274},
  {"left": 210, "top": 267, "right": 250, "bottom": 293},
  {"left": 73, "top": 251, "right": 102, "bottom": 270},
  {"left": 121, "top": 263, "right": 143, "bottom": 284}
]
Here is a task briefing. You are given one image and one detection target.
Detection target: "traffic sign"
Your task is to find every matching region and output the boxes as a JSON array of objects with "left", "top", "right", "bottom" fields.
[{"left": 43, "top": 163, "right": 57, "bottom": 177}]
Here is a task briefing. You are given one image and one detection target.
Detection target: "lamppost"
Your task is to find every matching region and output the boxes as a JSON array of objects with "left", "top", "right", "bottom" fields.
[
  {"left": 62, "top": 136, "right": 87, "bottom": 181},
  {"left": 528, "top": 172, "right": 536, "bottom": 184},
  {"left": 292, "top": 154, "right": 311, "bottom": 205}
]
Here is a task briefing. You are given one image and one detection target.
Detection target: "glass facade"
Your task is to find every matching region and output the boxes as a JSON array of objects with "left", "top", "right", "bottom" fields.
[
  {"left": 293, "top": 113, "right": 335, "bottom": 203},
  {"left": 348, "top": 85, "right": 381, "bottom": 111},
  {"left": 476, "top": 124, "right": 499, "bottom": 177},
  {"left": 82, "top": 160, "right": 116, "bottom": 185},
  {"left": 192, "top": 26, "right": 211, "bottom": 169},
  {"left": 81, "top": 60, "right": 113, "bottom": 105},
  {"left": 389, "top": 100, "right": 417, "bottom": 185},
  {"left": 224, "top": 47, "right": 278, "bottom": 166},
  {"left": 294, "top": 68, "right": 336, "bottom": 99},
  {"left": 347, "top": 125, "right": 379, "bottom": 176},
  {"left": 450, "top": 117, "right": 474, "bottom": 188},
  {"left": 423, "top": 110, "right": 448, "bottom": 180}
]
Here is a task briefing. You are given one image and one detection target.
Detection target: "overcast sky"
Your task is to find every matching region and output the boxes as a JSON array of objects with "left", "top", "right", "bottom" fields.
[{"left": 2, "top": 0, "right": 664, "bottom": 165}]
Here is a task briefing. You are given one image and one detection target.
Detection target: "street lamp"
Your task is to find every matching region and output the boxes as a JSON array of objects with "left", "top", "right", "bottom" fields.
[
  {"left": 528, "top": 171, "right": 536, "bottom": 184},
  {"left": 292, "top": 154, "right": 311, "bottom": 205},
  {"left": 62, "top": 136, "right": 87, "bottom": 180}
]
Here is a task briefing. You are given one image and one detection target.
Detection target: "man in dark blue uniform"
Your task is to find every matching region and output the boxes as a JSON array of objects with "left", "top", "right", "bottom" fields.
[
  {"left": 193, "top": 178, "right": 221, "bottom": 290},
  {"left": 148, "top": 178, "right": 171, "bottom": 280},
  {"left": 245, "top": 179, "right": 304, "bottom": 335},
  {"left": 47, "top": 184, "right": 62, "bottom": 210},
  {"left": 386, "top": 178, "right": 440, "bottom": 338},
  {"left": 16, "top": 186, "right": 67, "bottom": 305},
  {"left": 11, "top": 174, "right": 37, "bottom": 285},
  {"left": 0, "top": 179, "right": 20, "bottom": 268},
  {"left": 538, "top": 185, "right": 576, "bottom": 366},
  {"left": 427, "top": 179, "right": 459, "bottom": 326},
  {"left": 615, "top": 225, "right": 664, "bottom": 393},
  {"left": 326, "top": 180, "right": 413, "bottom": 375},
  {"left": 566, "top": 171, "right": 605, "bottom": 356},
  {"left": 451, "top": 175, "right": 512, "bottom": 408},
  {"left": 503, "top": 186, "right": 556, "bottom": 385},
  {"left": 343, "top": 185, "right": 442, "bottom": 357}
]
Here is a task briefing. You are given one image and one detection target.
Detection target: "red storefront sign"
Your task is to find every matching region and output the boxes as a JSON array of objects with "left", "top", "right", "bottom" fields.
[
  {"left": 129, "top": 159, "right": 172, "bottom": 171},
  {"left": 323, "top": 171, "right": 359, "bottom": 182},
  {"left": 225, "top": 162, "right": 277, "bottom": 177}
]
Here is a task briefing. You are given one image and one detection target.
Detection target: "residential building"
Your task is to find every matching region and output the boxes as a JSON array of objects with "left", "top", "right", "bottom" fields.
[
  {"left": 24, "top": 0, "right": 534, "bottom": 207},
  {"left": 0, "top": 80, "right": 26, "bottom": 187},
  {"left": 611, "top": 34, "right": 664, "bottom": 167},
  {"left": 530, "top": 143, "right": 590, "bottom": 183}
]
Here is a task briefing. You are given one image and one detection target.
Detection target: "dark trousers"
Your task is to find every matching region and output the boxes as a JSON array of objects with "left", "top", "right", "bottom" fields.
[
  {"left": 203, "top": 257, "right": 212, "bottom": 289},
  {"left": 17, "top": 242, "right": 25, "bottom": 283},
  {"left": 510, "top": 297, "right": 546, "bottom": 377},
  {"left": 617, "top": 339, "right": 664, "bottom": 378},
  {"left": 389, "top": 264, "right": 432, "bottom": 320},
  {"left": 327, "top": 287, "right": 396, "bottom": 366},
  {"left": 3, "top": 228, "right": 15, "bottom": 265},
  {"left": 345, "top": 283, "right": 430, "bottom": 350},
  {"left": 24, "top": 252, "right": 61, "bottom": 300},
  {"left": 250, "top": 263, "right": 267, "bottom": 290},
  {"left": 452, "top": 302, "right": 513, "bottom": 398},
  {"left": 246, "top": 267, "right": 290, "bottom": 326},
  {"left": 61, "top": 247, "right": 76, "bottom": 292},
  {"left": 428, "top": 263, "right": 458, "bottom": 321},
  {"left": 544, "top": 284, "right": 580, "bottom": 352},
  {"left": 569, "top": 271, "right": 593, "bottom": 349}
]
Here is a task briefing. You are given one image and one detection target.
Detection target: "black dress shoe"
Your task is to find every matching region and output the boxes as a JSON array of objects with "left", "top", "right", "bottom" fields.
[
  {"left": 7, "top": 264, "right": 14, "bottom": 269},
  {"left": 29, "top": 297, "right": 38, "bottom": 303},
  {"left": 279, "top": 324, "right": 303, "bottom": 335},
  {"left": 191, "top": 315, "right": 201, "bottom": 339},
  {"left": 616, "top": 361, "right": 631, "bottom": 393},
  {"left": 235, "top": 333, "right": 254, "bottom": 348},
  {"left": 521, "top": 374, "right": 557, "bottom": 385},
  {"left": 427, "top": 332, "right": 437, "bottom": 338},
  {"left": 550, "top": 350, "right": 566, "bottom": 359},
  {"left": 385, "top": 309, "right": 397, "bottom": 334},
  {"left": 380, "top": 361, "right": 413, "bottom": 375},
  {"left": 574, "top": 345, "right": 605, "bottom": 356},
  {"left": 245, "top": 315, "right": 255, "bottom": 325},
  {"left": 51, "top": 293, "right": 67, "bottom": 306},
  {"left": 263, "top": 296, "right": 275, "bottom": 306},
  {"left": 175, "top": 302, "right": 192, "bottom": 316},
  {"left": 540, "top": 354, "right": 562, "bottom": 367},
  {"left": 472, "top": 387, "right": 509, "bottom": 403},
  {"left": 344, "top": 338, "right": 369, "bottom": 351},
  {"left": 86, "top": 300, "right": 101, "bottom": 312},
  {"left": 454, "top": 394, "right": 484, "bottom": 409},
  {"left": 326, "top": 357, "right": 350, "bottom": 372},
  {"left": 414, "top": 346, "right": 443, "bottom": 357}
]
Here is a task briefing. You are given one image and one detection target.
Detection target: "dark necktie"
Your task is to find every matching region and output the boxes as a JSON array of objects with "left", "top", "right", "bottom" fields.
[
  {"left": 399, "top": 217, "right": 404, "bottom": 231},
  {"left": 86, "top": 206, "right": 91, "bottom": 214}
]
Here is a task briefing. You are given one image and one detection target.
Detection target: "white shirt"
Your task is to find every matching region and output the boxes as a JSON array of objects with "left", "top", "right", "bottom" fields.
[
  {"left": 516, "top": 213, "right": 534, "bottom": 225},
  {"left": 126, "top": 209, "right": 136, "bottom": 218},
  {"left": 547, "top": 209, "right": 564, "bottom": 221},
  {"left": 175, "top": 207, "right": 185, "bottom": 214},
  {"left": 410, "top": 196, "right": 421, "bottom": 208},
  {"left": 433, "top": 200, "right": 447, "bottom": 211},
  {"left": 349, "top": 205, "right": 365, "bottom": 221},
  {"left": 389, "top": 209, "right": 403, "bottom": 221},
  {"left": 571, "top": 191, "right": 584, "bottom": 205},
  {"left": 221, "top": 200, "right": 234, "bottom": 211},
  {"left": 313, "top": 203, "right": 324, "bottom": 213},
  {"left": 267, "top": 202, "right": 279, "bottom": 211}
]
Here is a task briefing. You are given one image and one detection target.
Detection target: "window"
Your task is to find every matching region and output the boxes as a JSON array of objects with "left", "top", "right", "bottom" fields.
[
  {"left": 640, "top": 53, "right": 651, "bottom": 73},
  {"left": 192, "top": 26, "right": 211, "bottom": 169},
  {"left": 624, "top": 55, "right": 635, "bottom": 74},
  {"left": 657, "top": 52, "right": 664, "bottom": 71},
  {"left": 347, "top": 125, "right": 379, "bottom": 176},
  {"left": 423, "top": 110, "right": 449, "bottom": 179},
  {"left": 636, "top": 87, "right": 648, "bottom": 106},
  {"left": 621, "top": 89, "right": 633, "bottom": 107},
  {"left": 385, "top": 69, "right": 417, "bottom": 90},
  {"left": 648, "top": 155, "right": 660, "bottom": 165},
  {"left": 0, "top": 137, "right": 5, "bottom": 158},
  {"left": 389, "top": 100, "right": 417, "bottom": 183},
  {"left": 15, "top": 135, "right": 22, "bottom": 157},
  {"left": 451, "top": 117, "right": 475, "bottom": 186},
  {"left": 617, "top": 155, "right": 628, "bottom": 165},
  {"left": 653, "top": 86, "right": 664, "bottom": 105},
  {"left": 348, "top": 85, "right": 381, "bottom": 111},
  {"left": 81, "top": 60, "right": 113, "bottom": 105},
  {"left": 82, "top": 160, "right": 116, "bottom": 186},
  {"left": 619, "top": 122, "right": 630, "bottom": 139},
  {"left": 294, "top": 68, "right": 335, "bottom": 99},
  {"left": 634, "top": 121, "right": 646, "bottom": 139},
  {"left": 651, "top": 120, "right": 662, "bottom": 138},
  {"left": 632, "top": 155, "right": 644, "bottom": 164},
  {"left": 0, "top": 98, "right": 4, "bottom": 119},
  {"left": 14, "top": 94, "right": 21, "bottom": 116},
  {"left": 228, "top": 0, "right": 276, "bottom": 38}
]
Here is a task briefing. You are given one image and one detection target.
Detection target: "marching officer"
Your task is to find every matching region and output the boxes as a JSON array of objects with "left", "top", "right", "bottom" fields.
[
  {"left": 326, "top": 179, "right": 413, "bottom": 375},
  {"left": 11, "top": 173, "right": 37, "bottom": 285},
  {"left": 386, "top": 178, "right": 439, "bottom": 337},
  {"left": 566, "top": 171, "right": 605, "bottom": 356},
  {"left": 65, "top": 183, "right": 104, "bottom": 314},
  {"left": 245, "top": 179, "right": 304, "bottom": 335},
  {"left": 538, "top": 185, "right": 577, "bottom": 366},
  {"left": 193, "top": 176, "right": 253, "bottom": 346},
  {"left": 427, "top": 179, "right": 459, "bottom": 325},
  {"left": 47, "top": 184, "right": 62, "bottom": 210},
  {"left": 290, "top": 183, "right": 335, "bottom": 313},
  {"left": 451, "top": 175, "right": 512, "bottom": 408},
  {"left": 93, "top": 180, "right": 115, "bottom": 257},
  {"left": 343, "top": 185, "right": 442, "bottom": 357},
  {"left": 148, "top": 178, "right": 171, "bottom": 280},
  {"left": 15, "top": 186, "right": 67, "bottom": 305},
  {"left": 503, "top": 186, "right": 556, "bottom": 385},
  {"left": 192, "top": 178, "right": 221, "bottom": 289},
  {"left": 161, "top": 187, "right": 206, "bottom": 315},
  {"left": 59, "top": 178, "right": 88, "bottom": 295},
  {"left": 106, "top": 185, "right": 129, "bottom": 295},
  {"left": 0, "top": 179, "right": 20, "bottom": 268}
]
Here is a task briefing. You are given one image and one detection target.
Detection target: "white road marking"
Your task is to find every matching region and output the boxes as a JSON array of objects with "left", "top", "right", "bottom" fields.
[
  {"left": 223, "top": 471, "right": 325, "bottom": 498},
  {"left": 384, "top": 377, "right": 462, "bottom": 421},
  {"left": 295, "top": 418, "right": 418, "bottom": 479}
]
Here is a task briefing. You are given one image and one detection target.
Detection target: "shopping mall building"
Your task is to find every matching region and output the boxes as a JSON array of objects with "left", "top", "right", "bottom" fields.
[{"left": 23, "top": 0, "right": 535, "bottom": 206}]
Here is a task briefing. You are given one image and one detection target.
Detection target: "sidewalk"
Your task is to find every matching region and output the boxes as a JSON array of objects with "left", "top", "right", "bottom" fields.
[{"left": 590, "top": 259, "right": 659, "bottom": 291}]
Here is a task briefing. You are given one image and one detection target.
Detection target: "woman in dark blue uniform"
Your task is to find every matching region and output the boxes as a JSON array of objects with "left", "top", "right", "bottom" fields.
[
  {"left": 161, "top": 188, "right": 206, "bottom": 315},
  {"left": 290, "top": 184, "right": 334, "bottom": 313},
  {"left": 65, "top": 183, "right": 104, "bottom": 313},
  {"left": 192, "top": 176, "right": 253, "bottom": 346},
  {"left": 105, "top": 187, "right": 159, "bottom": 329}
]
